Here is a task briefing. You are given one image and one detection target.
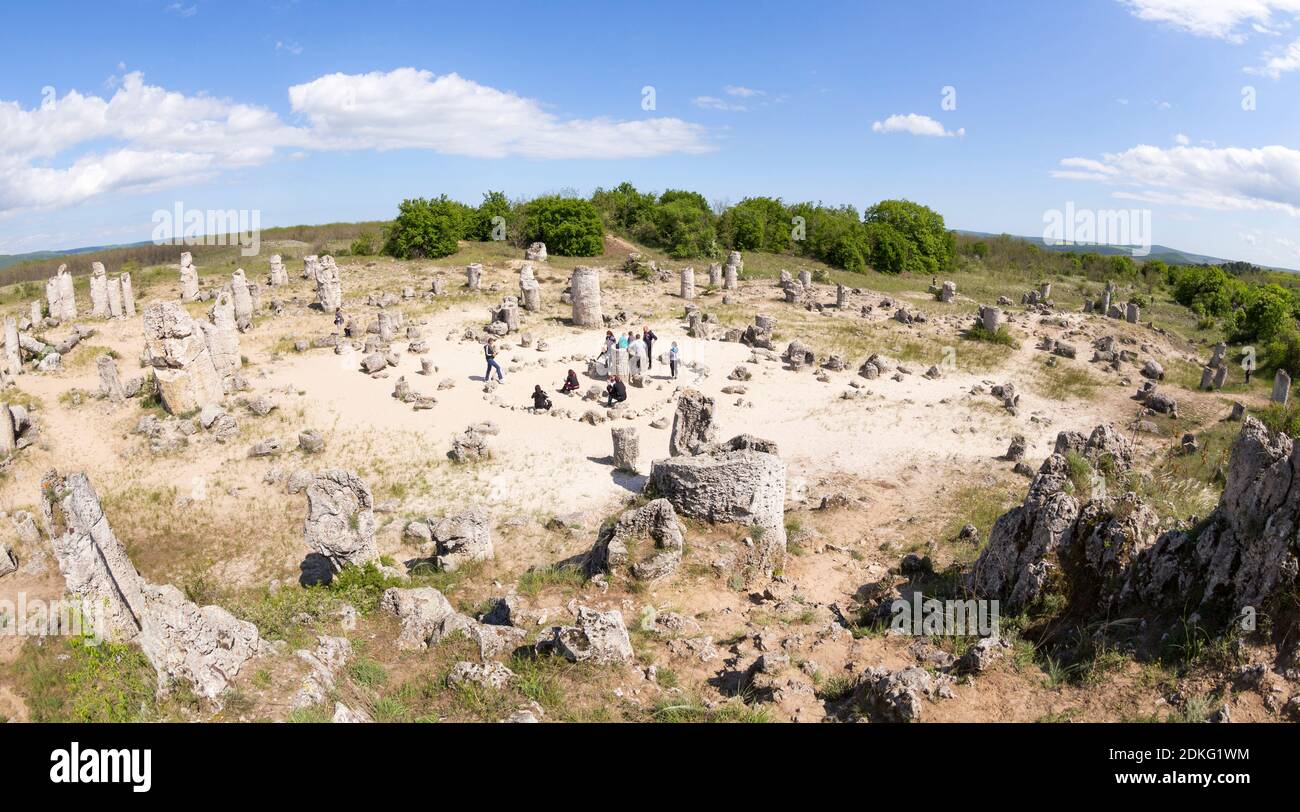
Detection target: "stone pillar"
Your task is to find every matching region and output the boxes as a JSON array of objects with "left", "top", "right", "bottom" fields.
[
  {"left": 680, "top": 267, "right": 695, "bottom": 300},
  {"left": 1039, "top": 282, "right": 1052, "bottom": 301},
  {"left": 1273, "top": 369, "right": 1291, "bottom": 405},
  {"left": 97, "top": 354, "right": 126, "bottom": 403},
  {"left": 4, "top": 317, "right": 19, "bottom": 376},
  {"left": 611, "top": 347, "right": 631, "bottom": 379},
  {"left": 1126, "top": 302, "right": 1139, "bottom": 323},
  {"left": 1100, "top": 289, "right": 1112, "bottom": 316},
  {"left": 431, "top": 276, "right": 445, "bottom": 296},
  {"left": 570, "top": 266, "right": 603, "bottom": 327},
  {"left": 90, "top": 262, "right": 109, "bottom": 318},
  {"left": 837, "top": 283, "right": 848, "bottom": 308},
  {"left": 1210, "top": 342, "right": 1227, "bottom": 368},
  {"left": 106, "top": 275, "right": 124, "bottom": 318},
  {"left": 1199, "top": 367, "right": 1215, "bottom": 391},
  {"left": 143, "top": 301, "right": 225, "bottom": 414},
  {"left": 0, "top": 404, "right": 13, "bottom": 456},
  {"left": 1213, "top": 364, "right": 1228, "bottom": 389},
  {"left": 377, "top": 311, "right": 395, "bottom": 342},
  {"left": 611, "top": 427, "right": 639, "bottom": 473},
  {"left": 57, "top": 266, "right": 76, "bottom": 319},
  {"left": 724, "top": 251, "right": 741, "bottom": 289},
  {"left": 525, "top": 242, "right": 548, "bottom": 262},
  {"left": 466, "top": 263, "right": 483, "bottom": 290},
  {"left": 521, "top": 279, "right": 541, "bottom": 312},
  {"left": 121, "top": 273, "right": 136, "bottom": 318},
  {"left": 940, "top": 281, "right": 956, "bottom": 302},
  {"left": 204, "top": 287, "right": 242, "bottom": 389},
  {"left": 180, "top": 252, "right": 200, "bottom": 301},
  {"left": 314, "top": 256, "right": 342, "bottom": 311},
  {"left": 269, "top": 254, "right": 288, "bottom": 286},
  {"left": 708, "top": 263, "right": 723, "bottom": 287},
  {"left": 303, "top": 255, "right": 321, "bottom": 281},
  {"left": 798, "top": 270, "right": 812, "bottom": 288},
  {"left": 231, "top": 269, "right": 254, "bottom": 331},
  {"left": 29, "top": 301, "right": 41, "bottom": 326},
  {"left": 981, "top": 306, "right": 1002, "bottom": 334}
]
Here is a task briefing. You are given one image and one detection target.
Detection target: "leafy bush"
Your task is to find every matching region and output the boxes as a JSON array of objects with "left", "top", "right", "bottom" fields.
[
  {"left": 466, "top": 190, "right": 514, "bottom": 242},
  {"left": 718, "top": 196, "right": 792, "bottom": 253},
  {"left": 638, "top": 198, "right": 717, "bottom": 259},
  {"left": 522, "top": 196, "right": 605, "bottom": 256},
  {"left": 349, "top": 232, "right": 378, "bottom": 256},
  {"left": 384, "top": 196, "right": 469, "bottom": 259},
  {"left": 863, "top": 199, "right": 954, "bottom": 274},
  {"left": 591, "top": 182, "right": 656, "bottom": 232}
]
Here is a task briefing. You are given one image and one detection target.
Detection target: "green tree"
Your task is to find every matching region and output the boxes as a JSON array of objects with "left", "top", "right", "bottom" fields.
[
  {"left": 383, "top": 196, "right": 468, "bottom": 259},
  {"left": 718, "top": 197, "right": 791, "bottom": 253},
  {"left": 863, "top": 199, "right": 954, "bottom": 274},
  {"left": 522, "top": 196, "right": 605, "bottom": 256},
  {"left": 467, "top": 191, "right": 513, "bottom": 242}
]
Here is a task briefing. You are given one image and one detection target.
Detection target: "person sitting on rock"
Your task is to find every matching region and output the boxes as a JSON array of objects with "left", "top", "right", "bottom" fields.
[
  {"left": 561, "top": 369, "right": 580, "bottom": 394},
  {"left": 605, "top": 375, "right": 627, "bottom": 407},
  {"left": 532, "top": 385, "right": 552, "bottom": 411}
]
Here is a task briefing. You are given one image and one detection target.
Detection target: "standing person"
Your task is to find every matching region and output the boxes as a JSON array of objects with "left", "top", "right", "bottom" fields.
[
  {"left": 603, "top": 331, "right": 616, "bottom": 371},
  {"left": 629, "top": 331, "right": 647, "bottom": 377},
  {"left": 617, "top": 331, "right": 630, "bottom": 350},
  {"left": 484, "top": 338, "right": 504, "bottom": 382},
  {"left": 669, "top": 341, "right": 680, "bottom": 379},
  {"left": 642, "top": 326, "right": 657, "bottom": 370},
  {"left": 333, "top": 307, "right": 344, "bottom": 328}
]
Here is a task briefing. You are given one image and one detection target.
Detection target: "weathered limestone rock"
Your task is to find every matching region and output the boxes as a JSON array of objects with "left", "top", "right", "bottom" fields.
[
  {"left": 537, "top": 606, "right": 634, "bottom": 664},
  {"left": 1272, "top": 369, "right": 1290, "bottom": 405},
  {"left": 858, "top": 666, "right": 949, "bottom": 722},
  {"left": 120, "top": 273, "right": 136, "bottom": 318},
  {"left": 4, "top": 317, "right": 19, "bottom": 376},
  {"left": 708, "top": 263, "right": 723, "bottom": 287},
  {"left": 314, "top": 256, "right": 343, "bottom": 311},
  {"left": 1126, "top": 302, "right": 1140, "bottom": 323},
  {"left": 90, "top": 262, "right": 109, "bottom": 317},
  {"left": 428, "top": 508, "right": 493, "bottom": 571},
  {"left": 269, "top": 254, "right": 288, "bottom": 286},
  {"left": 525, "top": 242, "right": 548, "bottom": 262},
  {"left": 980, "top": 305, "right": 1002, "bottom": 334},
  {"left": 180, "top": 252, "right": 200, "bottom": 301},
  {"left": 611, "top": 426, "right": 639, "bottom": 473},
  {"left": 668, "top": 389, "right": 716, "bottom": 456},
  {"left": 303, "top": 254, "right": 321, "bottom": 280},
  {"left": 784, "top": 340, "right": 816, "bottom": 370},
  {"left": 449, "top": 427, "right": 491, "bottom": 462},
  {"left": 105, "top": 275, "right": 123, "bottom": 319},
  {"left": 143, "top": 301, "right": 225, "bottom": 414},
  {"left": 570, "top": 266, "right": 602, "bottom": 327},
  {"left": 649, "top": 441, "right": 787, "bottom": 577},
  {"left": 0, "top": 404, "right": 15, "bottom": 456},
  {"left": 680, "top": 267, "right": 695, "bottom": 300},
  {"left": 203, "top": 286, "right": 242, "bottom": 390},
  {"left": 380, "top": 586, "right": 459, "bottom": 650},
  {"left": 29, "top": 300, "right": 41, "bottom": 327},
  {"left": 231, "top": 269, "right": 254, "bottom": 331},
  {"left": 303, "top": 470, "right": 379, "bottom": 571},
  {"left": 467, "top": 263, "right": 483, "bottom": 290},
  {"left": 97, "top": 354, "right": 126, "bottom": 404},
  {"left": 587, "top": 498, "right": 684, "bottom": 581},
  {"left": 447, "top": 661, "right": 513, "bottom": 690},
  {"left": 46, "top": 265, "right": 78, "bottom": 320},
  {"left": 41, "top": 471, "right": 259, "bottom": 704}
]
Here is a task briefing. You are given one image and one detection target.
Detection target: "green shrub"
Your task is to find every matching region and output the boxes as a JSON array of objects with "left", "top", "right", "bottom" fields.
[
  {"left": 384, "top": 196, "right": 469, "bottom": 259},
  {"left": 863, "top": 199, "right": 954, "bottom": 274},
  {"left": 522, "top": 196, "right": 605, "bottom": 256}
]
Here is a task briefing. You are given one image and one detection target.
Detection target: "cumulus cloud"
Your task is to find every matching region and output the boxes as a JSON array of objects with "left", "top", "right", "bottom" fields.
[
  {"left": 288, "top": 69, "right": 711, "bottom": 159},
  {"left": 693, "top": 95, "right": 748, "bottom": 112},
  {"left": 1119, "top": 0, "right": 1300, "bottom": 41},
  {"left": 723, "top": 85, "right": 764, "bottom": 98},
  {"left": 1246, "top": 35, "right": 1300, "bottom": 77},
  {"left": 0, "top": 67, "right": 711, "bottom": 216},
  {"left": 1052, "top": 143, "right": 1300, "bottom": 216},
  {"left": 871, "top": 113, "right": 965, "bottom": 138}
]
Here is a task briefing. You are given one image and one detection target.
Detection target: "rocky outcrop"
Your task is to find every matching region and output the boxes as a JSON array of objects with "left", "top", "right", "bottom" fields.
[
  {"left": 40, "top": 471, "right": 259, "bottom": 705},
  {"left": 427, "top": 508, "right": 493, "bottom": 572},
  {"left": 143, "top": 301, "right": 225, "bottom": 414},
  {"left": 536, "top": 606, "right": 633, "bottom": 664},
  {"left": 668, "top": 388, "right": 716, "bottom": 456},
  {"left": 586, "top": 498, "right": 684, "bottom": 582},
  {"left": 303, "top": 470, "right": 379, "bottom": 571}
]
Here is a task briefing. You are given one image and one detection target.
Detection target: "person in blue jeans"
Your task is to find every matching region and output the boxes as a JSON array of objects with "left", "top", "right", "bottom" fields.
[{"left": 484, "top": 338, "right": 504, "bottom": 381}]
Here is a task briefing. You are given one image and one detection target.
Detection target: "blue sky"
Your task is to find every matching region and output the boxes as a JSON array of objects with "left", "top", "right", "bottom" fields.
[{"left": 1, "top": 0, "right": 1299, "bottom": 267}]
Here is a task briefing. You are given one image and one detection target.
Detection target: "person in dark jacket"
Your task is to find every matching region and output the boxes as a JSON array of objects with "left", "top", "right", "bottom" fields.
[
  {"left": 642, "top": 326, "right": 657, "bottom": 369},
  {"left": 561, "top": 369, "right": 580, "bottom": 394},
  {"left": 333, "top": 308, "right": 345, "bottom": 328},
  {"left": 605, "top": 376, "right": 627, "bottom": 407},
  {"left": 484, "top": 338, "right": 504, "bottom": 382},
  {"left": 532, "top": 385, "right": 552, "bottom": 411}
]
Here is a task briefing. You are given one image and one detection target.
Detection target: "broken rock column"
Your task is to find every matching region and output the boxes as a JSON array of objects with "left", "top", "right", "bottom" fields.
[
  {"left": 0, "top": 404, "right": 14, "bottom": 456},
  {"left": 203, "top": 287, "right": 242, "bottom": 390},
  {"left": 837, "top": 283, "right": 848, "bottom": 308},
  {"left": 570, "top": 266, "right": 603, "bottom": 327},
  {"left": 980, "top": 306, "right": 1002, "bottom": 335},
  {"left": 106, "top": 275, "right": 124, "bottom": 318},
  {"left": 180, "top": 252, "right": 200, "bottom": 301},
  {"left": 90, "top": 262, "right": 109, "bottom": 317},
  {"left": 1126, "top": 302, "right": 1139, "bottom": 324},
  {"left": 669, "top": 388, "right": 717, "bottom": 456},
  {"left": 1272, "top": 369, "right": 1291, "bottom": 405},
  {"left": 231, "top": 269, "right": 254, "bottom": 331},
  {"left": 269, "top": 254, "right": 288, "bottom": 286},
  {"left": 120, "top": 273, "right": 136, "bottom": 318},
  {"left": 97, "top": 354, "right": 126, "bottom": 403},
  {"left": 4, "top": 317, "right": 19, "bottom": 376},
  {"left": 304, "top": 470, "right": 379, "bottom": 572},
  {"left": 708, "top": 263, "right": 723, "bottom": 287},
  {"left": 680, "top": 267, "right": 695, "bottom": 300},
  {"left": 611, "top": 427, "right": 639, "bottom": 473},
  {"left": 143, "top": 301, "right": 225, "bottom": 414},
  {"left": 314, "top": 256, "right": 342, "bottom": 311}
]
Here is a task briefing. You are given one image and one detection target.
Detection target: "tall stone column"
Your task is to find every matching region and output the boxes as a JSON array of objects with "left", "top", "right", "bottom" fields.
[
  {"left": 570, "top": 266, "right": 603, "bottom": 327},
  {"left": 680, "top": 267, "right": 695, "bottom": 300},
  {"left": 120, "top": 273, "right": 136, "bottom": 317}
]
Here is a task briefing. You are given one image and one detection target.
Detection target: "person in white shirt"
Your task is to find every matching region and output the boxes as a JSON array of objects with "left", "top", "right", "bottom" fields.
[{"left": 629, "top": 334, "right": 647, "bottom": 376}]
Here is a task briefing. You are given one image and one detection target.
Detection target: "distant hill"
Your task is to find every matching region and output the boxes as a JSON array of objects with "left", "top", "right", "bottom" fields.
[
  {"left": 0, "top": 241, "right": 153, "bottom": 271},
  {"left": 955, "top": 230, "right": 1298, "bottom": 273}
]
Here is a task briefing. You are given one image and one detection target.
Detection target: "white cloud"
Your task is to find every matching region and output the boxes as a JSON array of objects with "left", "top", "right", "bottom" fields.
[
  {"left": 871, "top": 113, "right": 965, "bottom": 138},
  {"left": 1246, "top": 35, "right": 1300, "bottom": 76},
  {"left": 1119, "top": 0, "right": 1300, "bottom": 42},
  {"left": 290, "top": 69, "right": 712, "bottom": 159},
  {"left": 165, "top": 3, "right": 198, "bottom": 18},
  {"left": 692, "top": 95, "right": 748, "bottom": 112},
  {"left": 723, "top": 85, "right": 764, "bottom": 98},
  {"left": 0, "top": 67, "right": 712, "bottom": 217},
  {"left": 1174, "top": 133, "right": 1191, "bottom": 145},
  {"left": 275, "top": 40, "right": 304, "bottom": 56},
  {"left": 1052, "top": 142, "right": 1300, "bottom": 216}
]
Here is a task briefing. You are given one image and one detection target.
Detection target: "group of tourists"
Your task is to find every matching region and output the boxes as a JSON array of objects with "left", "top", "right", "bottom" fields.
[{"left": 478, "top": 325, "right": 681, "bottom": 413}]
